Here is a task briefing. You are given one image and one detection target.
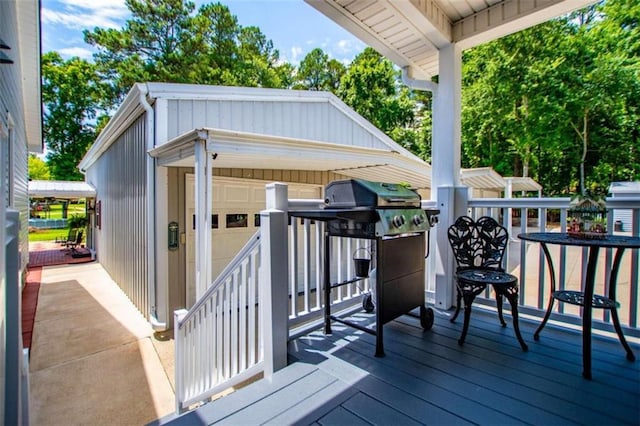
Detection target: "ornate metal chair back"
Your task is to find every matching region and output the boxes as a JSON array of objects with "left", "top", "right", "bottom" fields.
[{"left": 447, "top": 216, "right": 508, "bottom": 272}]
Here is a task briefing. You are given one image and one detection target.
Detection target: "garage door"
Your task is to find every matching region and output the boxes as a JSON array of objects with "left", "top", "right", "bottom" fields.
[{"left": 185, "top": 175, "right": 322, "bottom": 307}]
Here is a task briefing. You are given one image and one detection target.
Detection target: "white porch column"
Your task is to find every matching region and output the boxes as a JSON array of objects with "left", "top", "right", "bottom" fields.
[
  {"left": 432, "top": 43, "right": 466, "bottom": 310},
  {"left": 260, "top": 183, "right": 289, "bottom": 375},
  {"left": 194, "top": 138, "right": 213, "bottom": 300}
]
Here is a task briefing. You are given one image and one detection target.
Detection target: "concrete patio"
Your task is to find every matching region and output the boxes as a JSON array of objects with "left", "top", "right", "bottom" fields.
[{"left": 27, "top": 261, "right": 175, "bottom": 425}]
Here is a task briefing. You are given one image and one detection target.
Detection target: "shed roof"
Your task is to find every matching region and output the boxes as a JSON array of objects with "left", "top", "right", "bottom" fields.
[
  {"left": 28, "top": 180, "right": 96, "bottom": 199},
  {"left": 80, "top": 83, "right": 423, "bottom": 173},
  {"left": 608, "top": 181, "right": 640, "bottom": 195}
]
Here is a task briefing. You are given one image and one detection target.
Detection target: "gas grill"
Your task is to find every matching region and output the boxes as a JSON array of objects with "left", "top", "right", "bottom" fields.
[{"left": 290, "top": 179, "right": 439, "bottom": 357}]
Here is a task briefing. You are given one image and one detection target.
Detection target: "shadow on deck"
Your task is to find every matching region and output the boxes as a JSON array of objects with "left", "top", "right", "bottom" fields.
[{"left": 160, "top": 308, "right": 640, "bottom": 425}]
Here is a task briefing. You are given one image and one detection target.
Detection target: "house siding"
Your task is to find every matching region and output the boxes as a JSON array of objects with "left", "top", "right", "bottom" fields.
[
  {"left": 85, "top": 114, "right": 149, "bottom": 315},
  {"left": 0, "top": 0, "right": 30, "bottom": 274},
  {"left": 165, "top": 99, "right": 383, "bottom": 150}
]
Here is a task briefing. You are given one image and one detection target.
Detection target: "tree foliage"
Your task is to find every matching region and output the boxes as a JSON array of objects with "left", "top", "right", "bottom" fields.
[
  {"left": 84, "top": 0, "right": 292, "bottom": 104},
  {"left": 28, "top": 155, "right": 51, "bottom": 180},
  {"left": 41, "top": 0, "right": 637, "bottom": 196},
  {"left": 461, "top": 0, "right": 639, "bottom": 196},
  {"left": 295, "top": 48, "right": 345, "bottom": 93},
  {"left": 41, "top": 52, "right": 107, "bottom": 181}
]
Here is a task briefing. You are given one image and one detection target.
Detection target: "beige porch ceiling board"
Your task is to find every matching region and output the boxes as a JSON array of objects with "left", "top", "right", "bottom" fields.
[{"left": 307, "top": 0, "right": 598, "bottom": 79}]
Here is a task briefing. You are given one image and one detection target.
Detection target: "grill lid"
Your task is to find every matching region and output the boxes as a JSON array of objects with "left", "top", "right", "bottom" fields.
[{"left": 324, "top": 179, "right": 421, "bottom": 208}]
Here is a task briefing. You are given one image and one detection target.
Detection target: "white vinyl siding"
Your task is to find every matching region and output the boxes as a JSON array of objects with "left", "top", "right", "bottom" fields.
[{"left": 165, "top": 99, "right": 386, "bottom": 150}]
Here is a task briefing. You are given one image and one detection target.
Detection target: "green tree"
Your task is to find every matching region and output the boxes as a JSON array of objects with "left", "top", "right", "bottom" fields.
[
  {"left": 460, "top": 1, "right": 639, "bottom": 196},
  {"left": 42, "top": 52, "right": 107, "bottom": 181},
  {"left": 85, "top": 0, "right": 290, "bottom": 105},
  {"left": 338, "top": 48, "right": 414, "bottom": 134},
  {"left": 28, "top": 155, "right": 51, "bottom": 180},
  {"left": 295, "top": 48, "right": 345, "bottom": 92}
]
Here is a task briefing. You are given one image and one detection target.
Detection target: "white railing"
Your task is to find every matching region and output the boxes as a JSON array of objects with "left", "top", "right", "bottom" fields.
[
  {"left": 174, "top": 232, "right": 262, "bottom": 412},
  {"left": 287, "top": 199, "right": 373, "bottom": 338},
  {"left": 466, "top": 197, "right": 640, "bottom": 338},
  {"left": 174, "top": 183, "right": 639, "bottom": 415}
]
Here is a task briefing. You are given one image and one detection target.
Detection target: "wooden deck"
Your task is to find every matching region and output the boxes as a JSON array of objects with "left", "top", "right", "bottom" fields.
[{"left": 161, "top": 308, "right": 640, "bottom": 425}]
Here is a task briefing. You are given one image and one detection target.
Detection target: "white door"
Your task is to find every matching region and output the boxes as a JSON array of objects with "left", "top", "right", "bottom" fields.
[{"left": 185, "top": 175, "right": 321, "bottom": 307}]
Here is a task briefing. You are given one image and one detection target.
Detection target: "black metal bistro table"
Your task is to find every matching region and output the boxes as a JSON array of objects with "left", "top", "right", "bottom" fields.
[{"left": 518, "top": 232, "right": 639, "bottom": 379}]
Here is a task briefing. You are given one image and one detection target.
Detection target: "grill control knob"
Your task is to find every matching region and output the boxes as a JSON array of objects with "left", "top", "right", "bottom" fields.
[
  {"left": 412, "top": 214, "right": 425, "bottom": 226},
  {"left": 392, "top": 215, "right": 406, "bottom": 228}
]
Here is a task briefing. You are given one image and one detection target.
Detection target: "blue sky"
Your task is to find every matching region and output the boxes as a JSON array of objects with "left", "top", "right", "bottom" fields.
[{"left": 41, "top": 0, "right": 366, "bottom": 65}]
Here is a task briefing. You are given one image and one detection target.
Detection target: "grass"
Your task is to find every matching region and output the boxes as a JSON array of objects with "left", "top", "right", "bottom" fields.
[
  {"left": 29, "top": 200, "right": 87, "bottom": 242},
  {"left": 29, "top": 228, "right": 71, "bottom": 242}
]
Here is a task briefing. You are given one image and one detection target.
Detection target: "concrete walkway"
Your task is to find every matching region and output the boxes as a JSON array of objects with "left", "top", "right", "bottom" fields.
[{"left": 28, "top": 262, "right": 175, "bottom": 425}]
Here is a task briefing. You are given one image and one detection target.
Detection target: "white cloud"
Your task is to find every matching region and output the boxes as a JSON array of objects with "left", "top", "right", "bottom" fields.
[
  {"left": 290, "top": 46, "right": 303, "bottom": 62},
  {"left": 57, "top": 46, "right": 94, "bottom": 60},
  {"left": 335, "top": 38, "right": 362, "bottom": 55},
  {"left": 42, "top": 0, "right": 129, "bottom": 31}
]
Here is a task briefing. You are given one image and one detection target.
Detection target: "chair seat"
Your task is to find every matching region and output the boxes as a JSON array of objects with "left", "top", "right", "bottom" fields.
[{"left": 457, "top": 269, "right": 517, "bottom": 287}]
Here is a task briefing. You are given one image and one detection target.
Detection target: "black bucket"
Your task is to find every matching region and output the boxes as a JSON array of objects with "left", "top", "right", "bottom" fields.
[{"left": 353, "top": 248, "right": 371, "bottom": 278}]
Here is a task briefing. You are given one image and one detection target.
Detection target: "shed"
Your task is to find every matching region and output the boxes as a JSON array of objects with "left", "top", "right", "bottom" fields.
[
  {"left": 608, "top": 181, "right": 640, "bottom": 232},
  {"left": 78, "top": 83, "right": 436, "bottom": 329}
]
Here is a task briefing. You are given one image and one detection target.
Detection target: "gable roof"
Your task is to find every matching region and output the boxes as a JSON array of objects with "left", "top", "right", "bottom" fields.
[{"left": 80, "top": 83, "right": 432, "bottom": 187}]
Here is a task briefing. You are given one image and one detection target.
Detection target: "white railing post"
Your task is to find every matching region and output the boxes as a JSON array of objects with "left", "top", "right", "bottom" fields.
[
  {"left": 174, "top": 309, "right": 188, "bottom": 414},
  {"left": 434, "top": 186, "right": 468, "bottom": 311},
  {"left": 260, "top": 183, "right": 289, "bottom": 376}
]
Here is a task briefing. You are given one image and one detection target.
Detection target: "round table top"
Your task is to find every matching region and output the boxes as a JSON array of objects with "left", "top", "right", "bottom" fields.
[
  {"left": 518, "top": 232, "right": 640, "bottom": 249},
  {"left": 457, "top": 269, "right": 517, "bottom": 285}
]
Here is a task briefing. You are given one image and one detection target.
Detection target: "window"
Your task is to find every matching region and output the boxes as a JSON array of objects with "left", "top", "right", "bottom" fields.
[
  {"left": 191, "top": 214, "right": 218, "bottom": 229},
  {"left": 226, "top": 214, "right": 248, "bottom": 228}
]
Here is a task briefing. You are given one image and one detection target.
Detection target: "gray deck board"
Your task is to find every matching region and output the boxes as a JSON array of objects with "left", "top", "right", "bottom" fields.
[{"left": 163, "top": 307, "right": 640, "bottom": 425}]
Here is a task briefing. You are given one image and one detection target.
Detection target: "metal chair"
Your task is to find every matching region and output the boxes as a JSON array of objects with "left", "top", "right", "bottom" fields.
[
  {"left": 64, "top": 229, "right": 83, "bottom": 252},
  {"left": 56, "top": 228, "right": 77, "bottom": 245},
  {"left": 447, "top": 216, "right": 528, "bottom": 350}
]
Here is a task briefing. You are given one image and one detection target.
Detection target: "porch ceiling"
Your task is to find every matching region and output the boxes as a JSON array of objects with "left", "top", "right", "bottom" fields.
[
  {"left": 149, "top": 128, "right": 433, "bottom": 189},
  {"left": 306, "top": 0, "right": 598, "bottom": 79}
]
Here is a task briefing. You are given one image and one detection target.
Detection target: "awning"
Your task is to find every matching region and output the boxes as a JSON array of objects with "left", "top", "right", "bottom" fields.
[
  {"left": 149, "top": 128, "right": 433, "bottom": 189},
  {"left": 461, "top": 167, "right": 505, "bottom": 190},
  {"left": 28, "top": 180, "right": 96, "bottom": 199},
  {"left": 504, "top": 177, "right": 543, "bottom": 193}
]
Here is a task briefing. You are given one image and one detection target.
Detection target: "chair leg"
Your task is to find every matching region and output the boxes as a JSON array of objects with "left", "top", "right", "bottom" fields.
[
  {"left": 504, "top": 290, "right": 528, "bottom": 351},
  {"left": 534, "top": 294, "right": 556, "bottom": 341},
  {"left": 450, "top": 287, "right": 462, "bottom": 323},
  {"left": 495, "top": 289, "right": 507, "bottom": 327},
  {"left": 610, "top": 308, "right": 635, "bottom": 361},
  {"left": 458, "top": 292, "right": 476, "bottom": 346}
]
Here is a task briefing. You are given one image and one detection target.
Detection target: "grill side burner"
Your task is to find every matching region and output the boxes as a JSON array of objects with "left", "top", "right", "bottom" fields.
[{"left": 290, "top": 178, "right": 440, "bottom": 357}]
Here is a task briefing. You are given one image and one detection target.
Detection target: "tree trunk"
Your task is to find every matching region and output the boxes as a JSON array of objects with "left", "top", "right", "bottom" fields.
[{"left": 580, "top": 111, "right": 588, "bottom": 196}]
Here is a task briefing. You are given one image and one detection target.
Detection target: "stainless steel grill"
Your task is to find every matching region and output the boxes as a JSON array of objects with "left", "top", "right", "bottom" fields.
[{"left": 290, "top": 179, "right": 439, "bottom": 357}]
